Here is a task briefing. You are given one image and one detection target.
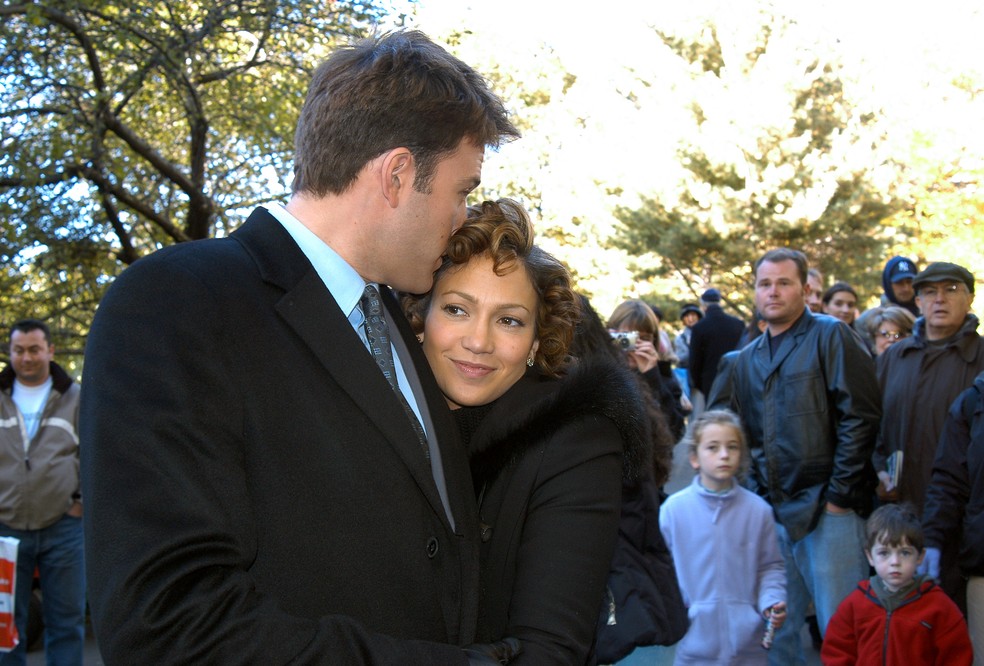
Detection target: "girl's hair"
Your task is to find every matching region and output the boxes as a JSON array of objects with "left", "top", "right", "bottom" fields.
[
  {"left": 402, "top": 198, "right": 578, "bottom": 376},
  {"left": 822, "top": 281, "right": 858, "bottom": 305},
  {"left": 681, "top": 409, "right": 751, "bottom": 479},
  {"left": 864, "top": 502, "right": 924, "bottom": 552},
  {"left": 606, "top": 299, "right": 659, "bottom": 337}
]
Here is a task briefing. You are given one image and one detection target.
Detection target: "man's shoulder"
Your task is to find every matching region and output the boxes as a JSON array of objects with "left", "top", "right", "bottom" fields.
[
  {"left": 722, "top": 311, "right": 745, "bottom": 332},
  {"left": 877, "top": 336, "right": 919, "bottom": 372},
  {"left": 117, "top": 212, "right": 289, "bottom": 287},
  {"left": 693, "top": 309, "right": 742, "bottom": 332}
]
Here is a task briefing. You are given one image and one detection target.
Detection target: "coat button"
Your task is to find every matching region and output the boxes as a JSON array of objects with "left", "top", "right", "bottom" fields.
[
  {"left": 426, "top": 537, "right": 439, "bottom": 558},
  {"left": 480, "top": 522, "right": 493, "bottom": 543}
]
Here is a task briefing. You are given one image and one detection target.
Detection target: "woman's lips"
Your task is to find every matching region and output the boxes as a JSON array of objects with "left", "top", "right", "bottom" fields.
[{"left": 452, "top": 359, "right": 494, "bottom": 378}]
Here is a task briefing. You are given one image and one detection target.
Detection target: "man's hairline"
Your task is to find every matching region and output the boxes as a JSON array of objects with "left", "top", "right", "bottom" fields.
[{"left": 755, "top": 258, "right": 807, "bottom": 286}]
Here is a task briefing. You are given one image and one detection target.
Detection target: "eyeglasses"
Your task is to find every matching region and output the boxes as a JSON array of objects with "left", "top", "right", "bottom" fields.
[
  {"left": 877, "top": 330, "right": 906, "bottom": 341},
  {"left": 917, "top": 283, "right": 966, "bottom": 299}
]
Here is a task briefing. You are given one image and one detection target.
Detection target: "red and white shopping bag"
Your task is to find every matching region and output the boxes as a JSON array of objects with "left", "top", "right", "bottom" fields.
[{"left": 0, "top": 537, "right": 19, "bottom": 652}]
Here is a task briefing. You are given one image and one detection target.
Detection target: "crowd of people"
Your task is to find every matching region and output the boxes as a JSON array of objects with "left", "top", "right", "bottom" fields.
[{"left": 1, "top": 28, "right": 981, "bottom": 666}]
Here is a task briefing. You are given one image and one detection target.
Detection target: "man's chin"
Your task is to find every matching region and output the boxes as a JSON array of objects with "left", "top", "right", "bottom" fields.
[{"left": 402, "top": 278, "right": 436, "bottom": 296}]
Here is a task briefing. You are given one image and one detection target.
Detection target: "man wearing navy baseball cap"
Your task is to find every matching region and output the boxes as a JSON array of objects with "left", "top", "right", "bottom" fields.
[{"left": 881, "top": 255, "right": 920, "bottom": 316}]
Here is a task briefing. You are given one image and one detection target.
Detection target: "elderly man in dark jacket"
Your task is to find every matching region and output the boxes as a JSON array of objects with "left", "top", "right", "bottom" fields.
[
  {"left": 709, "top": 248, "right": 881, "bottom": 666},
  {"left": 876, "top": 261, "right": 984, "bottom": 612}
]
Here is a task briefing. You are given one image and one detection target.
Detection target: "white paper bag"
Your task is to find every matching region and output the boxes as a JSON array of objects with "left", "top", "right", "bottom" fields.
[{"left": 0, "top": 536, "right": 19, "bottom": 652}]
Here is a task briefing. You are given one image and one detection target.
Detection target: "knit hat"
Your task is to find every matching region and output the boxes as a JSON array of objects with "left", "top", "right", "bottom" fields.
[
  {"left": 680, "top": 304, "right": 703, "bottom": 321},
  {"left": 700, "top": 288, "right": 721, "bottom": 304}
]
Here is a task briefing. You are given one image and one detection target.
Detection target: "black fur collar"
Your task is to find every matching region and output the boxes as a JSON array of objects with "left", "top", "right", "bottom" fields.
[{"left": 465, "top": 356, "right": 652, "bottom": 489}]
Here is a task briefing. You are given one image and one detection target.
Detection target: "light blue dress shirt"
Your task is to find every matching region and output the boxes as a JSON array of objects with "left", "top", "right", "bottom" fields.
[{"left": 263, "top": 204, "right": 427, "bottom": 433}]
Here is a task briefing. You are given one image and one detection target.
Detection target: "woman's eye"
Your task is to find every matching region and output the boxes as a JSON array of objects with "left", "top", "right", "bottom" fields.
[{"left": 442, "top": 304, "right": 465, "bottom": 316}]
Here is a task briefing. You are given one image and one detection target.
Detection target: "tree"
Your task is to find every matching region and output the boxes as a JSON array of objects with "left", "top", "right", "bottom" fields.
[
  {"left": 880, "top": 69, "right": 984, "bottom": 290},
  {"left": 610, "top": 13, "right": 906, "bottom": 318},
  {"left": 0, "top": 0, "right": 398, "bottom": 370}
]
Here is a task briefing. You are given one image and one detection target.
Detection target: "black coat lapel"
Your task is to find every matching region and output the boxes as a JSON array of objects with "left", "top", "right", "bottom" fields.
[{"left": 232, "top": 210, "right": 445, "bottom": 520}]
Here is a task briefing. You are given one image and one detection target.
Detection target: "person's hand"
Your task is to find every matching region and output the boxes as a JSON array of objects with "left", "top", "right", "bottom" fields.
[
  {"left": 463, "top": 637, "right": 522, "bottom": 665},
  {"left": 877, "top": 470, "right": 895, "bottom": 493},
  {"left": 824, "top": 501, "right": 850, "bottom": 515},
  {"left": 764, "top": 602, "right": 787, "bottom": 632},
  {"left": 67, "top": 501, "right": 83, "bottom": 518},
  {"left": 628, "top": 339, "right": 660, "bottom": 374},
  {"left": 919, "top": 547, "right": 941, "bottom": 579},
  {"left": 680, "top": 393, "right": 693, "bottom": 413}
]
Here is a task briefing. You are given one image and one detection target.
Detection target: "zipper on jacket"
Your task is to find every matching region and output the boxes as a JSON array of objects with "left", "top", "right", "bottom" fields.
[{"left": 882, "top": 610, "right": 891, "bottom": 666}]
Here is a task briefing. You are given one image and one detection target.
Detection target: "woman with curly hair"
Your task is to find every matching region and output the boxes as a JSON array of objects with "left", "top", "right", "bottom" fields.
[{"left": 404, "top": 198, "right": 650, "bottom": 664}]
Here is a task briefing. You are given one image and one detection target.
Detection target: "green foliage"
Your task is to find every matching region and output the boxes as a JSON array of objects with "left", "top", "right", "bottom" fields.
[
  {"left": 611, "top": 15, "right": 905, "bottom": 317},
  {"left": 0, "top": 0, "right": 396, "bottom": 366},
  {"left": 884, "top": 126, "right": 984, "bottom": 292}
]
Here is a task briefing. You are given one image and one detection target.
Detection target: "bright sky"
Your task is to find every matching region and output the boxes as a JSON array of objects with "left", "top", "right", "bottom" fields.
[
  {"left": 402, "top": 0, "right": 983, "bottom": 198},
  {"left": 393, "top": 0, "right": 983, "bottom": 306}
]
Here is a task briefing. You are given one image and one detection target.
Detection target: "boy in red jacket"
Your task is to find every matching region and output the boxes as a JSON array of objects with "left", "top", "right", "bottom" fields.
[{"left": 822, "top": 503, "right": 972, "bottom": 665}]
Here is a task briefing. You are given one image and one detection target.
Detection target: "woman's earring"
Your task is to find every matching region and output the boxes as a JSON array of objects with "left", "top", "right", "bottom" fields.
[
  {"left": 416, "top": 335, "right": 423, "bottom": 344},
  {"left": 527, "top": 355, "right": 534, "bottom": 367}
]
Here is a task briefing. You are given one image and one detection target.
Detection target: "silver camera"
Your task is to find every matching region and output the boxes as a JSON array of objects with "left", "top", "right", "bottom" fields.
[{"left": 609, "top": 330, "right": 639, "bottom": 352}]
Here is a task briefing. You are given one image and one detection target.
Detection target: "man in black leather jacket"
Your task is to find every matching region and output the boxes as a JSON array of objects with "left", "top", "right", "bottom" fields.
[{"left": 709, "top": 248, "right": 881, "bottom": 666}]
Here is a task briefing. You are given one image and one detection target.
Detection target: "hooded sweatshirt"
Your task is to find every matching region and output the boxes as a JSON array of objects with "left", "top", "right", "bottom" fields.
[{"left": 881, "top": 256, "right": 920, "bottom": 316}]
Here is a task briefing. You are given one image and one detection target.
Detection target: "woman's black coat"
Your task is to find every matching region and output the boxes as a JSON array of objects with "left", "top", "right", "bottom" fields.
[{"left": 463, "top": 357, "right": 650, "bottom": 665}]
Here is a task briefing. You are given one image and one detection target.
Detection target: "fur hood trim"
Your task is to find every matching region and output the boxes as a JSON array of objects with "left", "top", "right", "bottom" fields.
[
  {"left": 467, "top": 356, "right": 653, "bottom": 488},
  {"left": 0, "top": 361, "right": 73, "bottom": 394}
]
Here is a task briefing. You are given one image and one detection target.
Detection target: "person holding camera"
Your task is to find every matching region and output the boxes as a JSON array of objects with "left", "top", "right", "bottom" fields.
[{"left": 608, "top": 300, "right": 687, "bottom": 440}]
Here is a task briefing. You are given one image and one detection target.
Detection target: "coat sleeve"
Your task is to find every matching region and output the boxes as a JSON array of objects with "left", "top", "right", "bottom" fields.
[
  {"left": 821, "top": 325, "right": 882, "bottom": 509},
  {"left": 688, "top": 327, "right": 705, "bottom": 392},
  {"left": 819, "top": 593, "right": 860, "bottom": 666},
  {"left": 504, "top": 416, "right": 623, "bottom": 665},
  {"left": 755, "top": 506, "right": 786, "bottom": 614},
  {"left": 922, "top": 388, "right": 974, "bottom": 549},
  {"left": 80, "top": 255, "right": 469, "bottom": 665}
]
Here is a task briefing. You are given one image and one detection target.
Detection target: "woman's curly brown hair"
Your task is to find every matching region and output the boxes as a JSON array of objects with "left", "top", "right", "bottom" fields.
[{"left": 403, "top": 198, "right": 578, "bottom": 376}]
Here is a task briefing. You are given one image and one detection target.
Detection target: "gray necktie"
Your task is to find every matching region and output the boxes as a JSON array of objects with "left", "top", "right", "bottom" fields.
[{"left": 361, "top": 284, "right": 429, "bottom": 459}]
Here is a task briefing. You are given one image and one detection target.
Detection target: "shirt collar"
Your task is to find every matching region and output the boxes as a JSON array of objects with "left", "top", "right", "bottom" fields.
[{"left": 263, "top": 203, "right": 366, "bottom": 321}]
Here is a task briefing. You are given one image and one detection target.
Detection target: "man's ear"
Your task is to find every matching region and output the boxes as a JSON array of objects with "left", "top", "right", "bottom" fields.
[{"left": 379, "top": 147, "right": 414, "bottom": 208}]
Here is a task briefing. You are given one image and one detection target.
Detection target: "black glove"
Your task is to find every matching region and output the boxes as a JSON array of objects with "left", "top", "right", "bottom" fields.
[{"left": 463, "top": 637, "right": 522, "bottom": 665}]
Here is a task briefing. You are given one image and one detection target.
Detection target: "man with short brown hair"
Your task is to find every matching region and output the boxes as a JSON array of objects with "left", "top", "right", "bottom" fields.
[
  {"left": 1, "top": 319, "right": 83, "bottom": 666},
  {"left": 81, "top": 30, "right": 520, "bottom": 664},
  {"left": 710, "top": 248, "right": 880, "bottom": 666}
]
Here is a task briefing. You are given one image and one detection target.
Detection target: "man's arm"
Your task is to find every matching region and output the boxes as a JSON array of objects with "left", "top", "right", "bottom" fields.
[
  {"left": 822, "top": 325, "right": 882, "bottom": 511},
  {"left": 80, "top": 254, "right": 472, "bottom": 665},
  {"left": 688, "top": 328, "right": 705, "bottom": 392},
  {"left": 922, "top": 389, "right": 974, "bottom": 549}
]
